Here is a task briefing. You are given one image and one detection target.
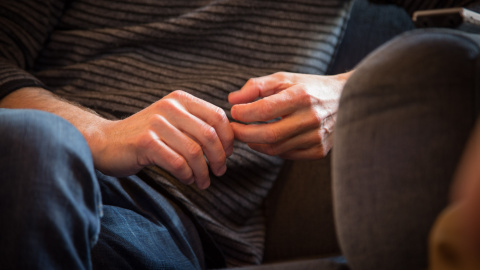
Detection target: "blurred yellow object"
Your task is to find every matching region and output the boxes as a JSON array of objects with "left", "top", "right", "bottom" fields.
[{"left": 429, "top": 204, "right": 480, "bottom": 270}]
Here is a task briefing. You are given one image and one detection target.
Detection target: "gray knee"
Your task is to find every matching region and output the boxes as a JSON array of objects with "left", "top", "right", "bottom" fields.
[{"left": 333, "top": 29, "right": 480, "bottom": 270}]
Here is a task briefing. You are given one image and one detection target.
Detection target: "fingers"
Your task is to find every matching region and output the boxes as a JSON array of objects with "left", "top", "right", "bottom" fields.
[
  {"left": 141, "top": 135, "right": 195, "bottom": 184},
  {"left": 144, "top": 115, "right": 208, "bottom": 188},
  {"left": 250, "top": 128, "right": 334, "bottom": 159},
  {"left": 231, "top": 84, "right": 313, "bottom": 123},
  {"left": 179, "top": 91, "right": 234, "bottom": 156},
  {"left": 231, "top": 110, "right": 321, "bottom": 144},
  {"left": 175, "top": 113, "right": 228, "bottom": 178},
  {"left": 232, "top": 115, "right": 335, "bottom": 159},
  {"left": 228, "top": 72, "right": 295, "bottom": 105},
  {"left": 151, "top": 91, "right": 233, "bottom": 189}
]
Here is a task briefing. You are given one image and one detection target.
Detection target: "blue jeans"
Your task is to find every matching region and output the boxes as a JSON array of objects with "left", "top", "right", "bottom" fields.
[{"left": 0, "top": 109, "right": 210, "bottom": 270}]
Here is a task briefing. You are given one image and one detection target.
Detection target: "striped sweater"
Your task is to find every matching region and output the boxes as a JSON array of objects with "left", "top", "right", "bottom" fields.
[{"left": 0, "top": 0, "right": 353, "bottom": 267}]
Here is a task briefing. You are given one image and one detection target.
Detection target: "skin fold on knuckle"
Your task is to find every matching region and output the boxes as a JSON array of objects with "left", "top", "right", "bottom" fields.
[
  {"left": 258, "top": 99, "right": 275, "bottom": 121},
  {"left": 201, "top": 124, "right": 218, "bottom": 144},
  {"left": 246, "top": 77, "right": 262, "bottom": 92},
  {"left": 294, "top": 86, "right": 315, "bottom": 107},
  {"left": 250, "top": 143, "right": 280, "bottom": 156},
  {"left": 263, "top": 126, "right": 281, "bottom": 144},
  {"left": 185, "top": 141, "right": 203, "bottom": 160},
  {"left": 212, "top": 106, "right": 228, "bottom": 124},
  {"left": 169, "top": 156, "right": 192, "bottom": 182},
  {"left": 155, "top": 97, "right": 182, "bottom": 116}
]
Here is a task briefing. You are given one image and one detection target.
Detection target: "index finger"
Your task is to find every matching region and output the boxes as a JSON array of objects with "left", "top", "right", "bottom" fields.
[
  {"left": 228, "top": 72, "right": 295, "bottom": 105},
  {"left": 179, "top": 91, "right": 234, "bottom": 156},
  {"left": 231, "top": 85, "right": 303, "bottom": 123}
]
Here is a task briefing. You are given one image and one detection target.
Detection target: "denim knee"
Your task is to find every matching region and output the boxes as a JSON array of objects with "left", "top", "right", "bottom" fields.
[
  {"left": 0, "top": 109, "right": 102, "bottom": 269},
  {"left": 333, "top": 29, "right": 480, "bottom": 270}
]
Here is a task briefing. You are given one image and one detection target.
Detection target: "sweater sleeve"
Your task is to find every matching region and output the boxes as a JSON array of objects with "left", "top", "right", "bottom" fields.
[
  {"left": 369, "top": 0, "right": 480, "bottom": 15},
  {"left": 0, "top": 0, "right": 65, "bottom": 100}
]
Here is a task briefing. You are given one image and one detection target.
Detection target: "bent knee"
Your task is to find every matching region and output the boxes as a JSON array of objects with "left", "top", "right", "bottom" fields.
[{"left": 344, "top": 29, "right": 480, "bottom": 98}]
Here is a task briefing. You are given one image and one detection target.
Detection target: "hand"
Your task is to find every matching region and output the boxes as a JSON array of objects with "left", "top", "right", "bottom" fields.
[
  {"left": 93, "top": 90, "right": 234, "bottom": 189},
  {"left": 228, "top": 71, "right": 351, "bottom": 159}
]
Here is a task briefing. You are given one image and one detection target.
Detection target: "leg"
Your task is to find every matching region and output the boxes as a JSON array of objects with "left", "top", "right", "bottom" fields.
[
  {"left": 333, "top": 29, "right": 480, "bottom": 270},
  {"left": 0, "top": 109, "right": 102, "bottom": 269},
  {"left": 91, "top": 173, "right": 209, "bottom": 270}
]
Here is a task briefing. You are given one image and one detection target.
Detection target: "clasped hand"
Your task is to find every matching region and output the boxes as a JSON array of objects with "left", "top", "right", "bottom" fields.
[{"left": 94, "top": 72, "right": 348, "bottom": 189}]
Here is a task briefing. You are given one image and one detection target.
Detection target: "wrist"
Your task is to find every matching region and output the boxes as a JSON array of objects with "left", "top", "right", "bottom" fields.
[{"left": 82, "top": 118, "right": 117, "bottom": 169}]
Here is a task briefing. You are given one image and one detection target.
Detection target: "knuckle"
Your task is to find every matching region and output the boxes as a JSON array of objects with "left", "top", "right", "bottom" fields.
[
  {"left": 246, "top": 77, "right": 265, "bottom": 93},
  {"left": 170, "top": 90, "right": 188, "bottom": 99},
  {"left": 252, "top": 143, "right": 279, "bottom": 156},
  {"left": 170, "top": 157, "right": 193, "bottom": 181},
  {"left": 273, "top": 71, "right": 288, "bottom": 81},
  {"left": 296, "top": 87, "right": 314, "bottom": 106},
  {"left": 316, "top": 146, "right": 329, "bottom": 159},
  {"left": 246, "top": 77, "right": 258, "bottom": 87},
  {"left": 156, "top": 98, "right": 178, "bottom": 112},
  {"left": 259, "top": 99, "right": 274, "bottom": 117},
  {"left": 170, "top": 155, "right": 187, "bottom": 172},
  {"left": 147, "top": 114, "right": 165, "bottom": 126},
  {"left": 314, "top": 130, "right": 324, "bottom": 144},
  {"left": 135, "top": 129, "right": 158, "bottom": 150},
  {"left": 202, "top": 125, "right": 218, "bottom": 142},
  {"left": 212, "top": 106, "right": 228, "bottom": 123},
  {"left": 302, "top": 110, "right": 322, "bottom": 130},
  {"left": 185, "top": 142, "right": 203, "bottom": 159},
  {"left": 264, "top": 145, "right": 280, "bottom": 156},
  {"left": 264, "top": 127, "right": 280, "bottom": 144}
]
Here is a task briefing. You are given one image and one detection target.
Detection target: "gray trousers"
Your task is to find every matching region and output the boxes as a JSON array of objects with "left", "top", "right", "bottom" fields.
[{"left": 333, "top": 28, "right": 480, "bottom": 270}]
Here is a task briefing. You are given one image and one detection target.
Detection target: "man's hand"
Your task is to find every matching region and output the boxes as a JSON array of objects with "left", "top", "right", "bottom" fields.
[
  {"left": 94, "top": 90, "right": 233, "bottom": 189},
  {"left": 1, "top": 88, "right": 233, "bottom": 189},
  {"left": 228, "top": 71, "right": 352, "bottom": 159}
]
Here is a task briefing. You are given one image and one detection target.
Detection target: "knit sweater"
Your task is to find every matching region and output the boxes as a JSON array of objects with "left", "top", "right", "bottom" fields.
[{"left": 0, "top": 0, "right": 352, "bottom": 267}]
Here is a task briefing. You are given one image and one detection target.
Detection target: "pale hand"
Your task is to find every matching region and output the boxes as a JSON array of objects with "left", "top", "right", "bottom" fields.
[{"left": 228, "top": 71, "right": 351, "bottom": 159}]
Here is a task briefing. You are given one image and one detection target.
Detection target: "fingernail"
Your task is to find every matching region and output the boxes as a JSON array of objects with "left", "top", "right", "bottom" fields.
[
  {"left": 230, "top": 106, "right": 237, "bottom": 119},
  {"left": 186, "top": 177, "right": 195, "bottom": 185},
  {"left": 198, "top": 179, "right": 211, "bottom": 190},
  {"left": 217, "top": 164, "right": 227, "bottom": 176},
  {"left": 226, "top": 145, "right": 234, "bottom": 157}
]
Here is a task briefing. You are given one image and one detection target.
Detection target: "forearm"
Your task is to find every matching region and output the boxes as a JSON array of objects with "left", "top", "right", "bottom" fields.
[
  {"left": 0, "top": 87, "right": 233, "bottom": 188},
  {"left": 0, "top": 87, "right": 110, "bottom": 162}
]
